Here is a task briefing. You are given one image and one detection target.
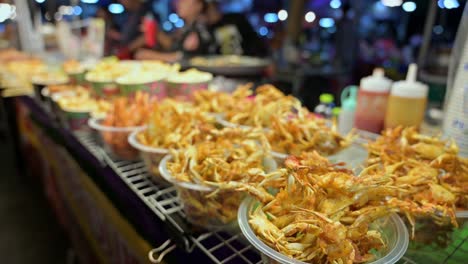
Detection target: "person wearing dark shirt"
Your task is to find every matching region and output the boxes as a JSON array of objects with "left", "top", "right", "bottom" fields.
[
  {"left": 115, "top": 0, "right": 149, "bottom": 56},
  {"left": 135, "top": 0, "right": 268, "bottom": 61},
  {"left": 203, "top": 9, "right": 268, "bottom": 57}
]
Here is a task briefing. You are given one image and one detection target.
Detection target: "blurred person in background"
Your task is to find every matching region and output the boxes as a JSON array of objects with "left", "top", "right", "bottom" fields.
[
  {"left": 96, "top": 4, "right": 121, "bottom": 55},
  {"left": 135, "top": 0, "right": 268, "bottom": 61},
  {"left": 115, "top": 0, "right": 147, "bottom": 58}
]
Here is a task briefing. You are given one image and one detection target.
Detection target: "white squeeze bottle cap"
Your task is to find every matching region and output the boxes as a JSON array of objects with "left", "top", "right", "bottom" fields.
[
  {"left": 360, "top": 68, "right": 392, "bottom": 92},
  {"left": 391, "top": 64, "right": 428, "bottom": 98}
]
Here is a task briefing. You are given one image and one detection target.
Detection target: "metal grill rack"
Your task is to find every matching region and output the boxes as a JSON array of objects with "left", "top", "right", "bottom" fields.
[
  {"left": 75, "top": 131, "right": 262, "bottom": 264},
  {"left": 74, "top": 131, "right": 418, "bottom": 264}
]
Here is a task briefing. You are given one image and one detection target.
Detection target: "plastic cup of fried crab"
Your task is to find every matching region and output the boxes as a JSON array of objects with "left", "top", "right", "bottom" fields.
[
  {"left": 128, "top": 128, "right": 170, "bottom": 184},
  {"left": 238, "top": 198, "right": 409, "bottom": 264},
  {"left": 159, "top": 154, "right": 245, "bottom": 229},
  {"left": 88, "top": 117, "right": 145, "bottom": 161}
]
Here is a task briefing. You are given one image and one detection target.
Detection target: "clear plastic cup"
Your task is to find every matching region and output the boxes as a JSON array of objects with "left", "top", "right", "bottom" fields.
[
  {"left": 116, "top": 78, "right": 167, "bottom": 100},
  {"left": 238, "top": 198, "right": 409, "bottom": 264},
  {"left": 128, "top": 128, "right": 169, "bottom": 183},
  {"left": 88, "top": 117, "right": 144, "bottom": 160},
  {"left": 166, "top": 80, "right": 209, "bottom": 101},
  {"left": 58, "top": 108, "right": 91, "bottom": 131},
  {"left": 159, "top": 154, "right": 245, "bottom": 229}
]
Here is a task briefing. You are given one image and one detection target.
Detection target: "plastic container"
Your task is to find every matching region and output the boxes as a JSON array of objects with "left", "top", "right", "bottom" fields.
[
  {"left": 49, "top": 91, "right": 77, "bottom": 118},
  {"left": 354, "top": 68, "right": 392, "bottom": 133},
  {"left": 238, "top": 198, "right": 409, "bottom": 264},
  {"left": 159, "top": 154, "right": 244, "bottom": 228},
  {"left": 32, "top": 77, "right": 69, "bottom": 102},
  {"left": 385, "top": 64, "right": 428, "bottom": 129},
  {"left": 443, "top": 11, "right": 468, "bottom": 157},
  {"left": 85, "top": 75, "right": 119, "bottom": 98},
  {"left": 88, "top": 117, "right": 144, "bottom": 160},
  {"left": 313, "top": 93, "right": 334, "bottom": 118},
  {"left": 128, "top": 128, "right": 169, "bottom": 183},
  {"left": 116, "top": 77, "right": 167, "bottom": 99},
  {"left": 338, "top": 85, "right": 358, "bottom": 135},
  {"left": 41, "top": 87, "right": 55, "bottom": 112},
  {"left": 166, "top": 80, "right": 210, "bottom": 101},
  {"left": 57, "top": 108, "right": 91, "bottom": 131}
]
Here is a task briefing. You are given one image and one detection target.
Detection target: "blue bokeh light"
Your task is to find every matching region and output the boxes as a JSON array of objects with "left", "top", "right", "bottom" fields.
[
  {"left": 444, "top": 0, "right": 460, "bottom": 9},
  {"left": 433, "top": 25, "right": 444, "bottom": 34},
  {"left": 264, "top": 13, "right": 278, "bottom": 23},
  {"left": 81, "top": 0, "right": 99, "bottom": 4},
  {"left": 175, "top": 19, "right": 184, "bottom": 28},
  {"left": 330, "top": 0, "right": 342, "bottom": 9},
  {"left": 259, "top": 26, "right": 268, "bottom": 36},
  {"left": 319, "top": 18, "right": 335, "bottom": 28},
  {"left": 402, "top": 1, "right": 416, "bottom": 12},
  {"left": 73, "top": 6, "right": 83, "bottom": 16},
  {"left": 162, "top": 21, "right": 173, "bottom": 31},
  {"left": 169, "top": 13, "right": 179, "bottom": 23},
  {"left": 108, "top": 3, "right": 124, "bottom": 14}
]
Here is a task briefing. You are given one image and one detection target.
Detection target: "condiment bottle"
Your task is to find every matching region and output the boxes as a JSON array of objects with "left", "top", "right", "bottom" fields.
[
  {"left": 354, "top": 68, "right": 392, "bottom": 133},
  {"left": 338, "top": 86, "right": 358, "bottom": 135},
  {"left": 144, "top": 13, "right": 158, "bottom": 48},
  {"left": 385, "top": 64, "right": 428, "bottom": 129},
  {"left": 314, "top": 93, "right": 334, "bottom": 119}
]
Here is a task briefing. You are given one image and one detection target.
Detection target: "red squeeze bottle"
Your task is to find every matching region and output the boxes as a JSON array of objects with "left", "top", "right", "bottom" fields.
[
  {"left": 354, "top": 68, "right": 392, "bottom": 133},
  {"left": 144, "top": 14, "right": 157, "bottom": 48}
]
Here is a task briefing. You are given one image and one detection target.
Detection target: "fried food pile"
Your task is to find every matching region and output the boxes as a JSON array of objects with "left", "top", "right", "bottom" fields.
[
  {"left": 193, "top": 90, "right": 235, "bottom": 113},
  {"left": 366, "top": 127, "right": 468, "bottom": 212},
  {"left": 224, "top": 84, "right": 304, "bottom": 128},
  {"left": 85, "top": 58, "right": 135, "bottom": 82},
  {"left": 56, "top": 91, "right": 110, "bottom": 117},
  {"left": 48, "top": 84, "right": 84, "bottom": 94},
  {"left": 103, "top": 91, "right": 151, "bottom": 127},
  {"left": 0, "top": 49, "right": 33, "bottom": 62},
  {"left": 167, "top": 128, "right": 272, "bottom": 185},
  {"left": 31, "top": 71, "right": 69, "bottom": 85},
  {"left": 136, "top": 99, "right": 216, "bottom": 149},
  {"left": 243, "top": 152, "right": 457, "bottom": 264},
  {"left": 96, "top": 92, "right": 151, "bottom": 160},
  {"left": 267, "top": 115, "right": 352, "bottom": 156},
  {"left": 63, "top": 59, "right": 85, "bottom": 74},
  {"left": 166, "top": 128, "right": 277, "bottom": 226}
]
